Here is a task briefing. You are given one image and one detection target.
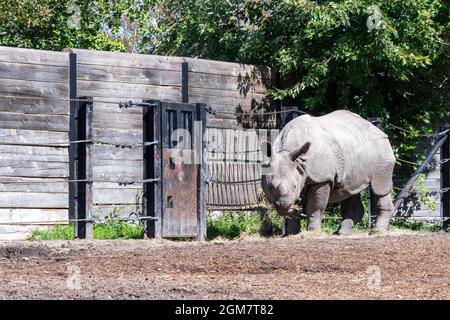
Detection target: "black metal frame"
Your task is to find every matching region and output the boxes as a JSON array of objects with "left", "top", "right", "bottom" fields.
[
  {"left": 441, "top": 130, "right": 450, "bottom": 229},
  {"left": 182, "top": 62, "right": 189, "bottom": 103},
  {"left": 69, "top": 96, "right": 93, "bottom": 239},
  {"left": 143, "top": 100, "right": 207, "bottom": 240},
  {"left": 196, "top": 102, "right": 207, "bottom": 240},
  {"left": 143, "top": 100, "right": 162, "bottom": 238}
]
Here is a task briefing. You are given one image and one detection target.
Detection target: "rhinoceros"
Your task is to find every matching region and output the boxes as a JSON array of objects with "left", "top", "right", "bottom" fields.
[{"left": 261, "top": 110, "right": 395, "bottom": 235}]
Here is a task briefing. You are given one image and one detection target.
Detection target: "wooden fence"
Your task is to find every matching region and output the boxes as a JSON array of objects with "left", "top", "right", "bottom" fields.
[
  {"left": 0, "top": 47, "right": 70, "bottom": 239},
  {"left": 0, "top": 46, "right": 274, "bottom": 239}
]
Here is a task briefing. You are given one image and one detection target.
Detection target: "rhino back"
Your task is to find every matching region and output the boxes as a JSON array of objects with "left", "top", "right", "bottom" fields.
[{"left": 313, "top": 110, "right": 394, "bottom": 192}]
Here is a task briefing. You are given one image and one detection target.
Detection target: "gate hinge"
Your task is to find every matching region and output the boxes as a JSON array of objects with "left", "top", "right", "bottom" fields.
[
  {"left": 204, "top": 105, "right": 216, "bottom": 115},
  {"left": 119, "top": 101, "right": 158, "bottom": 109}
]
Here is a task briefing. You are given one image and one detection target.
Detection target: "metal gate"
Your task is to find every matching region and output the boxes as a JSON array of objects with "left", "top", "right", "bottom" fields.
[{"left": 143, "top": 100, "right": 207, "bottom": 240}]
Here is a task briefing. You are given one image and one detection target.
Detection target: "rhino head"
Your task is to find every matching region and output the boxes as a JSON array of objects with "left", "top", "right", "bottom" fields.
[{"left": 261, "top": 142, "right": 310, "bottom": 216}]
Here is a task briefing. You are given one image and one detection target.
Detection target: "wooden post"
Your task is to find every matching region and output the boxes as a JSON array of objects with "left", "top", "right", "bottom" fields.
[
  {"left": 143, "top": 100, "right": 162, "bottom": 238},
  {"left": 441, "top": 129, "right": 450, "bottom": 229},
  {"left": 76, "top": 97, "right": 94, "bottom": 239}
]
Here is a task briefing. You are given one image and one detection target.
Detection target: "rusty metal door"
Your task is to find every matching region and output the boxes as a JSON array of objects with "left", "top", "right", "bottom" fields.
[{"left": 160, "top": 102, "right": 201, "bottom": 237}]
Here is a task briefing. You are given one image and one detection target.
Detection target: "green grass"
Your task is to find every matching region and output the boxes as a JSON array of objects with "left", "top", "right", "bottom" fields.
[
  {"left": 30, "top": 225, "right": 75, "bottom": 241},
  {"left": 207, "top": 211, "right": 284, "bottom": 240},
  {"left": 390, "top": 219, "right": 444, "bottom": 232},
  {"left": 29, "top": 220, "right": 144, "bottom": 241},
  {"left": 30, "top": 202, "right": 444, "bottom": 241}
]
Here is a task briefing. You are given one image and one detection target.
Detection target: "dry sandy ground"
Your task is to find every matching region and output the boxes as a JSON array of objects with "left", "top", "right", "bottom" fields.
[{"left": 0, "top": 231, "right": 449, "bottom": 299}]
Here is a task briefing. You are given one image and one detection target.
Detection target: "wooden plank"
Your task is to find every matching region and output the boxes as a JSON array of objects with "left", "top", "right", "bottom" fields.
[
  {"left": 93, "top": 160, "right": 142, "bottom": 180},
  {"left": 94, "top": 111, "right": 142, "bottom": 130},
  {"left": 0, "top": 46, "right": 69, "bottom": 66},
  {"left": 93, "top": 145, "right": 141, "bottom": 161},
  {"left": 0, "top": 225, "right": 47, "bottom": 240},
  {"left": 0, "top": 111, "right": 69, "bottom": 132},
  {"left": 0, "top": 145, "right": 69, "bottom": 162},
  {"left": 0, "top": 129, "right": 69, "bottom": 145},
  {"left": 77, "top": 64, "right": 182, "bottom": 86},
  {"left": 190, "top": 99, "right": 272, "bottom": 118},
  {"left": 70, "top": 48, "right": 184, "bottom": 70},
  {"left": 77, "top": 80, "right": 181, "bottom": 101},
  {"left": 91, "top": 101, "right": 142, "bottom": 115},
  {"left": 0, "top": 160, "right": 68, "bottom": 177},
  {"left": 186, "top": 57, "right": 273, "bottom": 79},
  {"left": 189, "top": 72, "right": 272, "bottom": 94},
  {"left": 70, "top": 48, "right": 274, "bottom": 79},
  {"left": 0, "top": 78, "right": 69, "bottom": 97},
  {"left": 93, "top": 181, "right": 142, "bottom": 190},
  {"left": 93, "top": 188, "right": 141, "bottom": 205},
  {"left": 0, "top": 97, "right": 69, "bottom": 115},
  {"left": 190, "top": 87, "right": 269, "bottom": 104},
  {"left": 93, "top": 128, "right": 142, "bottom": 145},
  {"left": 0, "top": 61, "right": 69, "bottom": 83},
  {"left": 0, "top": 208, "right": 68, "bottom": 223},
  {"left": 0, "top": 177, "right": 68, "bottom": 193},
  {"left": 0, "top": 192, "right": 68, "bottom": 208},
  {"left": 93, "top": 204, "right": 140, "bottom": 217}
]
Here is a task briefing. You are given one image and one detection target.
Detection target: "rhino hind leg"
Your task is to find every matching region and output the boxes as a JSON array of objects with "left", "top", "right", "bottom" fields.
[
  {"left": 338, "top": 194, "right": 364, "bottom": 235},
  {"left": 306, "top": 182, "right": 331, "bottom": 231},
  {"left": 369, "top": 160, "right": 395, "bottom": 233}
]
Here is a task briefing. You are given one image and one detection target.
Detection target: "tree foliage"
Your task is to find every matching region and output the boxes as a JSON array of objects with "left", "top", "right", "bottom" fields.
[
  {"left": 152, "top": 1, "right": 448, "bottom": 122},
  {"left": 150, "top": 0, "right": 449, "bottom": 170},
  {"left": 0, "top": 0, "right": 156, "bottom": 52},
  {"left": 0, "top": 0, "right": 448, "bottom": 138}
]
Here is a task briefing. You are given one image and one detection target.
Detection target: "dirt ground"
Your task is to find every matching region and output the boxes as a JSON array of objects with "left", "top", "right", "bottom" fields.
[{"left": 0, "top": 231, "right": 449, "bottom": 300}]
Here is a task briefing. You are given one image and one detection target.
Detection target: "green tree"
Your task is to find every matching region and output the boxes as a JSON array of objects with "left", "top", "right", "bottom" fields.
[
  {"left": 150, "top": 0, "right": 449, "bottom": 169},
  {"left": 0, "top": 0, "right": 156, "bottom": 52}
]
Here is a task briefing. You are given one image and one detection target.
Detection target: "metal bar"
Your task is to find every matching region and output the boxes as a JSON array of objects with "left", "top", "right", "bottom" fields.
[
  {"left": 196, "top": 103, "right": 207, "bottom": 240},
  {"left": 76, "top": 97, "right": 94, "bottom": 239},
  {"left": 393, "top": 133, "right": 449, "bottom": 215},
  {"left": 118, "top": 178, "right": 160, "bottom": 186},
  {"left": 182, "top": 62, "right": 189, "bottom": 103},
  {"left": 143, "top": 100, "right": 162, "bottom": 238},
  {"left": 119, "top": 101, "right": 158, "bottom": 109},
  {"left": 441, "top": 130, "right": 450, "bottom": 229},
  {"left": 0, "top": 216, "right": 159, "bottom": 226},
  {"left": 68, "top": 53, "right": 78, "bottom": 228}
]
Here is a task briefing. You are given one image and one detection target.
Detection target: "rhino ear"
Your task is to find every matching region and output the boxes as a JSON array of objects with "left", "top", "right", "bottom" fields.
[{"left": 289, "top": 142, "right": 310, "bottom": 162}]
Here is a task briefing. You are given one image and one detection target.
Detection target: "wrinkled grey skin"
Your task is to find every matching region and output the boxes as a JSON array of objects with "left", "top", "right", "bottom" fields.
[{"left": 262, "top": 110, "right": 395, "bottom": 235}]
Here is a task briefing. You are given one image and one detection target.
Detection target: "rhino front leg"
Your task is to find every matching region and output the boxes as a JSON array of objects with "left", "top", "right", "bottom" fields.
[
  {"left": 372, "top": 193, "right": 394, "bottom": 233},
  {"left": 338, "top": 194, "right": 364, "bottom": 235},
  {"left": 306, "top": 182, "right": 331, "bottom": 231}
]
